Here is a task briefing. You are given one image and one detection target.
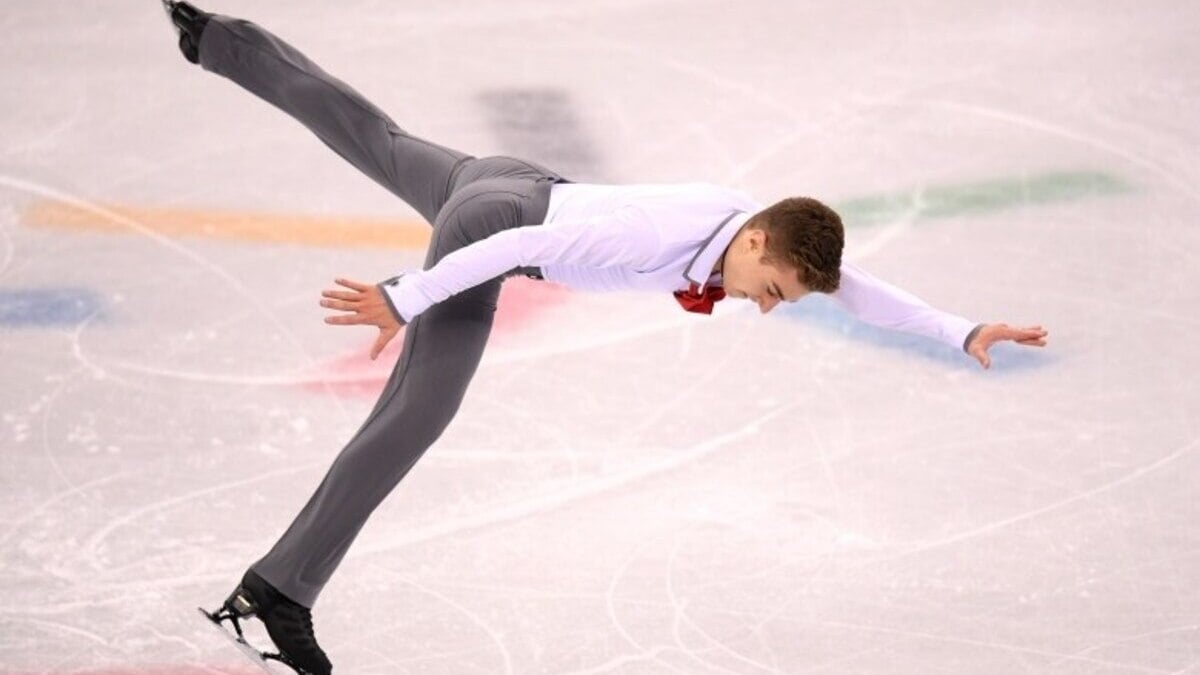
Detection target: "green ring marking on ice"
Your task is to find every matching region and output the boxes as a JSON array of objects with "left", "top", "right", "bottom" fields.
[{"left": 834, "top": 170, "right": 1132, "bottom": 227}]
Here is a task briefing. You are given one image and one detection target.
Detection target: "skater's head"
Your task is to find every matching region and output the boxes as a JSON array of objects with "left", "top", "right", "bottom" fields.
[{"left": 718, "top": 197, "right": 843, "bottom": 314}]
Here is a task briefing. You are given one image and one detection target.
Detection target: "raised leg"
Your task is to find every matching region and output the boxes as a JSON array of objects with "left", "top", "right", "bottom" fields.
[{"left": 197, "top": 15, "right": 471, "bottom": 223}]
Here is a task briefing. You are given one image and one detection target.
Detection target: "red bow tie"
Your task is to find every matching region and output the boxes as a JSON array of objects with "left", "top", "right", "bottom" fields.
[{"left": 673, "top": 282, "right": 726, "bottom": 314}]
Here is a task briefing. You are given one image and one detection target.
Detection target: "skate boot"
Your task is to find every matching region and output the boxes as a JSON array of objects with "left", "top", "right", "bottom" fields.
[
  {"left": 205, "top": 568, "right": 332, "bottom": 675},
  {"left": 161, "top": 0, "right": 212, "bottom": 64}
]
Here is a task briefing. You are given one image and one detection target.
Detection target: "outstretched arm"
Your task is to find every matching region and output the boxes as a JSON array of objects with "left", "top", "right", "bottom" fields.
[
  {"left": 829, "top": 262, "right": 1048, "bottom": 369},
  {"left": 383, "top": 207, "right": 658, "bottom": 324},
  {"left": 318, "top": 207, "right": 661, "bottom": 358}
]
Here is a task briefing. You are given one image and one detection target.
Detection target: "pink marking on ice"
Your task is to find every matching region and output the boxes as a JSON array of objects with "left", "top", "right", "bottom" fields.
[
  {"left": 300, "top": 278, "right": 570, "bottom": 397},
  {"left": 9, "top": 662, "right": 265, "bottom": 667}
]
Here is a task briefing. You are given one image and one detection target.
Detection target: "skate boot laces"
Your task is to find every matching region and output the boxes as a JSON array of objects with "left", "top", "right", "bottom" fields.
[
  {"left": 238, "top": 572, "right": 331, "bottom": 674},
  {"left": 266, "top": 601, "right": 330, "bottom": 670}
]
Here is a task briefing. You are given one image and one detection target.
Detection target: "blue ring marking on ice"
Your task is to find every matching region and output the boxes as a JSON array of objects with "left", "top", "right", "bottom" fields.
[
  {"left": 776, "top": 295, "right": 1053, "bottom": 372},
  {"left": 0, "top": 287, "right": 104, "bottom": 327}
]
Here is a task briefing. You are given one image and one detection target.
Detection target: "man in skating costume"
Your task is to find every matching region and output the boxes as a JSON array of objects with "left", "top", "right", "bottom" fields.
[{"left": 163, "top": 4, "right": 1048, "bottom": 672}]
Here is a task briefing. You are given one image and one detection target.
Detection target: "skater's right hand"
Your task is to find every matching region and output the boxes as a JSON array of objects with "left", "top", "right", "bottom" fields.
[
  {"left": 965, "top": 323, "right": 1049, "bottom": 369},
  {"left": 320, "top": 277, "right": 404, "bottom": 360}
]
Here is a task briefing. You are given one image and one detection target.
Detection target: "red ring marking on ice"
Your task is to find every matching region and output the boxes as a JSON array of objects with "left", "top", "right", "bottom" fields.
[{"left": 301, "top": 277, "right": 571, "bottom": 397}]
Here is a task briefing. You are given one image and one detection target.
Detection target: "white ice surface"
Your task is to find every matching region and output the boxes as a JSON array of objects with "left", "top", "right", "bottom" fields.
[{"left": 2, "top": 1, "right": 1199, "bottom": 673}]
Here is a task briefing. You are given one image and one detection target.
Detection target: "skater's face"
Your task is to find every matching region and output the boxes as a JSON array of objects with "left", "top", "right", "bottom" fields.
[{"left": 718, "top": 227, "right": 810, "bottom": 314}]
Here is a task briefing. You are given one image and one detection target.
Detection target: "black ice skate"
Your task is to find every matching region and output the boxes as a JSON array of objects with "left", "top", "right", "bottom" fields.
[
  {"left": 160, "top": 0, "right": 212, "bottom": 64},
  {"left": 199, "top": 569, "right": 332, "bottom": 675}
]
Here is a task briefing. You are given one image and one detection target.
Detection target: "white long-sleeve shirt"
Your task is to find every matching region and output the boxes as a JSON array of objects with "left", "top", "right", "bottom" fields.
[{"left": 382, "top": 182, "right": 981, "bottom": 351}]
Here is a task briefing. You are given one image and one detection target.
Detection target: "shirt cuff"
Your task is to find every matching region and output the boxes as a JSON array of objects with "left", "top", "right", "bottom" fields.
[
  {"left": 961, "top": 323, "right": 985, "bottom": 353},
  {"left": 378, "top": 275, "right": 410, "bottom": 325}
]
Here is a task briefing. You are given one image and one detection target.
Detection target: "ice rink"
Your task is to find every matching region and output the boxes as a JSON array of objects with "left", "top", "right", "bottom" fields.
[{"left": 2, "top": 1, "right": 1199, "bottom": 673}]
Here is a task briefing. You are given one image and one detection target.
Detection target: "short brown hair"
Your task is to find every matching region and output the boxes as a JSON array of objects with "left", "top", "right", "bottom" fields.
[{"left": 748, "top": 197, "right": 844, "bottom": 293}]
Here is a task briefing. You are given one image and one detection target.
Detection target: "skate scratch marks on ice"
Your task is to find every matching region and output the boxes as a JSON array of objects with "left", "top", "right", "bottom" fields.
[
  {"left": 664, "top": 527, "right": 786, "bottom": 675},
  {"left": 801, "top": 619, "right": 1173, "bottom": 674},
  {"left": 80, "top": 463, "right": 326, "bottom": 575},
  {"left": 13, "top": 616, "right": 108, "bottom": 647},
  {"left": 367, "top": 565, "right": 516, "bottom": 675},
  {"left": 871, "top": 437, "right": 1199, "bottom": 564},
  {"left": 0, "top": 174, "right": 357, "bottom": 426},
  {"left": 0, "top": 472, "right": 129, "bottom": 550},
  {"left": 347, "top": 399, "right": 840, "bottom": 559},
  {"left": 917, "top": 99, "right": 1200, "bottom": 204},
  {"left": 596, "top": 537, "right": 689, "bottom": 675},
  {"left": 1047, "top": 624, "right": 1200, "bottom": 670}
]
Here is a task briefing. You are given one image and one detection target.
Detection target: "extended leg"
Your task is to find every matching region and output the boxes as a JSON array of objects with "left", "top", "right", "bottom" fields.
[{"left": 195, "top": 14, "right": 471, "bottom": 223}]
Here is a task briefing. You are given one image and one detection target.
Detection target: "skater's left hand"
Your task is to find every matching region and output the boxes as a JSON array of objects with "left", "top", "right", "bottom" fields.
[
  {"left": 966, "top": 323, "right": 1049, "bottom": 369},
  {"left": 320, "top": 277, "right": 404, "bottom": 360}
]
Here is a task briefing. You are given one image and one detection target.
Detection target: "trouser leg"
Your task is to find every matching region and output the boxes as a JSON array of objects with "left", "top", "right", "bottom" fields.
[
  {"left": 251, "top": 175, "right": 556, "bottom": 607},
  {"left": 197, "top": 15, "right": 470, "bottom": 223}
]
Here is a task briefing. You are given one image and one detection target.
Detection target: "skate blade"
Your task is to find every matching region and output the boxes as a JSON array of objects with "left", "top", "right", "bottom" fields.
[
  {"left": 160, "top": 0, "right": 179, "bottom": 32},
  {"left": 196, "top": 607, "right": 292, "bottom": 674}
]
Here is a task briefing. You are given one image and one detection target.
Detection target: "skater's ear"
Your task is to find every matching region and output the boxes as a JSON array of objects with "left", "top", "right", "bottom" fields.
[{"left": 750, "top": 198, "right": 844, "bottom": 294}]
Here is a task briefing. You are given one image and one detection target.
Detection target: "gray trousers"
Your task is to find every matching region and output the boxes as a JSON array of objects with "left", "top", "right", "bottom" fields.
[{"left": 198, "top": 16, "right": 565, "bottom": 607}]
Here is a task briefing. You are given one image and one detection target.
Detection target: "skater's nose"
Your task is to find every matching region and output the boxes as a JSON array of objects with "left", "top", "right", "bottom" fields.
[{"left": 757, "top": 296, "right": 779, "bottom": 314}]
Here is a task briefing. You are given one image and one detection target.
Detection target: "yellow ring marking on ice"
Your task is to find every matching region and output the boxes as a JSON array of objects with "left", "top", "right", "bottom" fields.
[{"left": 23, "top": 200, "right": 432, "bottom": 249}]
